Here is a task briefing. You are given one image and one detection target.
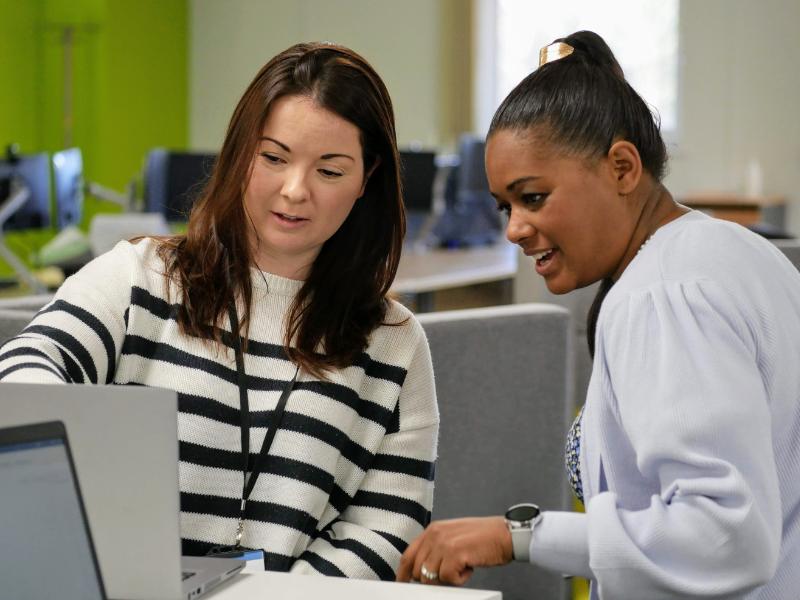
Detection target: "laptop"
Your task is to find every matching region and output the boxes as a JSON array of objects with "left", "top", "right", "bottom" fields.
[
  {"left": 0, "top": 382, "right": 244, "bottom": 600},
  {"left": 0, "top": 420, "right": 106, "bottom": 600}
]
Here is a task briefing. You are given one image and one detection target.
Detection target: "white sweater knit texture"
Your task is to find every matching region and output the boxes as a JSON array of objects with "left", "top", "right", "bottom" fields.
[{"left": 0, "top": 239, "right": 439, "bottom": 580}]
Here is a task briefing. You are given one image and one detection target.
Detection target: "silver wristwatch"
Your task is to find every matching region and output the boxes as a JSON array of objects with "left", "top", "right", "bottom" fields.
[{"left": 505, "top": 503, "right": 541, "bottom": 562}]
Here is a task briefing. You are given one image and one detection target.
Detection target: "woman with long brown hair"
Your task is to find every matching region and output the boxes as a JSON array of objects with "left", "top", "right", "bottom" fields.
[{"left": 0, "top": 42, "right": 438, "bottom": 580}]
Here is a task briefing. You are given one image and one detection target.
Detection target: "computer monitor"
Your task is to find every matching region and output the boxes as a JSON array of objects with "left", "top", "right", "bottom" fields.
[
  {"left": 456, "top": 135, "right": 489, "bottom": 193},
  {"left": 52, "top": 148, "right": 85, "bottom": 229},
  {"left": 144, "top": 149, "right": 216, "bottom": 222},
  {"left": 0, "top": 152, "right": 51, "bottom": 230},
  {"left": 399, "top": 149, "right": 437, "bottom": 212}
]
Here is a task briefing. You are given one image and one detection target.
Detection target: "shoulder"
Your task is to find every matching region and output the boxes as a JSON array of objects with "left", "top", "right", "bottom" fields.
[
  {"left": 608, "top": 212, "right": 793, "bottom": 306},
  {"left": 364, "top": 299, "right": 430, "bottom": 366},
  {"left": 78, "top": 237, "right": 167, "bottom": 274},
  {"left": 652, "top": 212, "right": 790, "bottom": 284},
  {"left": 60, "top": 237, "right": 175, "bottom": 301},
  {"left": 384, "top": 298, "right": 428, "bottom": 342}
]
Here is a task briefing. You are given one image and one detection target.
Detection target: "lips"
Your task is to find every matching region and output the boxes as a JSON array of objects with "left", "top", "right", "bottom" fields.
[
  {"left": 523, "top": 246, "right": 559, "bottom": 276},
  {"left": 530, "top": 248, "right": 555, "bottom": 262},
  {"left": 272, "top": 211, "right": 308, "bottom": 223}
]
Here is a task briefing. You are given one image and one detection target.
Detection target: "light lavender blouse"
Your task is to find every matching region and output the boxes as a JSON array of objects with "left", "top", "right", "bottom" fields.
[{"left": 532, "top": 211, "right": 800, "bottom": 599}]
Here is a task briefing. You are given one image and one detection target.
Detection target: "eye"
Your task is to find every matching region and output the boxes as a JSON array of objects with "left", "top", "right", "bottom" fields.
[
  {"left": 520, "top": 192, "right": 548, "bottom": 208},
  {"left": 318, "top": 168, "right": 343, "bottom": 179},
  {"left": 260, "top": 152, "right": 284, "bottom": 165},
  {"left": 496, "top": 202, "right": 511, "bottom": 217}
]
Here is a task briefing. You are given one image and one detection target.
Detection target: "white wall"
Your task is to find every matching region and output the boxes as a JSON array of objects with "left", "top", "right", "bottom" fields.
[
  {"left": 190, "top": 0, "right": 800, "bottom": 235},
  {"left": 666, "top": 0, "right": 800, "bottom": 232},
  {"left": 512, "top": 0, "right": 800, "bottom": 306},
  {"left": 189, "top": 0, "right": 450, "bottom": 151}
]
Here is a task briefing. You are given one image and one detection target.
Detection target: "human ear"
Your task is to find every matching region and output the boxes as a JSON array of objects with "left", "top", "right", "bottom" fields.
[
  {"left": 607, "top": 140, "right": 642, "bottom": 195},
  {"left": 358, "top": 157, "right": 381, "bottom": 198}
]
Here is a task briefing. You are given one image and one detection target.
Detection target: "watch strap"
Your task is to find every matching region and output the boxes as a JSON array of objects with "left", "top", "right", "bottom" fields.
[{"left": 510, "top": 525, "right": 533, "bottom": 561}]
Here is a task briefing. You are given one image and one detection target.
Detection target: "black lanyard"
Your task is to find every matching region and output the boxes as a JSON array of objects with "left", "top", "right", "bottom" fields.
[{"left": 227, "top": 305, "right": 298, "bottom": 550}]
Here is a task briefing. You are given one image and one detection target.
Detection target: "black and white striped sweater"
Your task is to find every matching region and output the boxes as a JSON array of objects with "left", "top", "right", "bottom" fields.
[{"left": 0, "top": 239, "right": 439, "bottom": 580}]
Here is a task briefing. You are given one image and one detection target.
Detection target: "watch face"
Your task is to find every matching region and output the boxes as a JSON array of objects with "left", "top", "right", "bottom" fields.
[{"left": 506, "top": 503, "right": 540, "bottom": 522}]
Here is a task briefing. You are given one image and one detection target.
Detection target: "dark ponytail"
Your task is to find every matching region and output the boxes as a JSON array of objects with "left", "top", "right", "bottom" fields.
[
  {"left": 489, "top": 31, "right": 668, "bottom": 354},
  {"left": 488, "top": 30, "right": 668, "bottom": 181}
]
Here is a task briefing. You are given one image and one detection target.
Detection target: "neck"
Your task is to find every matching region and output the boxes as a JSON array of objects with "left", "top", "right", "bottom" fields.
[
  {"left": 254, "top": 257, "right": 311, "bottom": 281},
  {"left": 610, "top": 181, "right": 688, "bottom": 281},
  {"left": 247, "top": 227, "right": 316, "bottom": 280}
]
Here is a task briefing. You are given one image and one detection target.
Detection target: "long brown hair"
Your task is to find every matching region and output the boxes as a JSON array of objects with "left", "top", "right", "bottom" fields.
[{"left": 158, "top": 42, "right": 405, "bottom": 376}]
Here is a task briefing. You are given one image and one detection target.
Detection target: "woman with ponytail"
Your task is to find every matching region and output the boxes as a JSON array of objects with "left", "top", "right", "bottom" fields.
[{"left": 399, "top": 31, "right": 800, "bottom": 599}]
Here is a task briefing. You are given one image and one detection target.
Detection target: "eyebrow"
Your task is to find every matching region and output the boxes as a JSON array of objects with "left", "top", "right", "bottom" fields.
[
  {"left": 260, "top": 137, "right": 355, "bottom": 161},
  {"left": 506, "top": 176, "right": 540, "bottom": 192}
]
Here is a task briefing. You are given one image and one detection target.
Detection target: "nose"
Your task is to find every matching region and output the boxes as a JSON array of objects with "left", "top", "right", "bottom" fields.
[
  {"left": 280, "top": 167, "right": 309, "bottom": 203},
  {"left": 505, "top": 209, "right": 535, "bottom": 245}
]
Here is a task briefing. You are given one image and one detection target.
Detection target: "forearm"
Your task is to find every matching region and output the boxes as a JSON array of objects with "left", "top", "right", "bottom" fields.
[
  {"left": 295, "top": 417, "right": 438, "bottom": 579},
  {"left": 0, "top": 336, "right": 70, "bottom": 382},
  {"left": 292, "top": 520, "right": 408, "bottom": 580},
  {"left": 530, "top": 511, "right": 592, "bottom": 579}
]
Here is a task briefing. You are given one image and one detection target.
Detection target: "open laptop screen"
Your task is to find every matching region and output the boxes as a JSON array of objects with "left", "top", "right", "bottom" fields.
[{"left": 0, "top": 421, "right": 105, "bottom": 600}]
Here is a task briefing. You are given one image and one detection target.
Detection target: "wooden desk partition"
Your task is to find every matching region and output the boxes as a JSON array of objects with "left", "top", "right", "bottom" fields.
[{"left": 680, "top": 193, "right": 785, "bottom": 226}]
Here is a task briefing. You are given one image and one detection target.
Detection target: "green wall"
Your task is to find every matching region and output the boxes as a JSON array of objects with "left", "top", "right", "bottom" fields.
[
  {"left": 0, "top": 0, "right": 187, "bottom": 211},
  {"left": 0, "top": 0, "right": 40, "bottom": 152},
  {"left": 0, "top": 0, "right": 187, "bottom": 281}
]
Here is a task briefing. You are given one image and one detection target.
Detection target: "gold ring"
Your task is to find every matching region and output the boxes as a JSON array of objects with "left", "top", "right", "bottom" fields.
[{"left": 420, "top": 564, "right": 438, "bottom": 581}]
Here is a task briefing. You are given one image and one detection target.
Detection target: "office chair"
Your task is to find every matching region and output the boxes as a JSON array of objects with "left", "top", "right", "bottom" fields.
[
  {"left": 419, "top": 304, "right": 573, "bottom": 600},
  {"left": 430, "top": 134, "right": 502, "bottom": 247}
]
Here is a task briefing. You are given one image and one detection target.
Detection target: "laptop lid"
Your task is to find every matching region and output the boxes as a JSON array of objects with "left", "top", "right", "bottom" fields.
[
  {"left": 0, "top": 382, "right": 182, "bottom": 600},
  {"left": 0, "top": 420, "right": 106, "bottom": 600}
]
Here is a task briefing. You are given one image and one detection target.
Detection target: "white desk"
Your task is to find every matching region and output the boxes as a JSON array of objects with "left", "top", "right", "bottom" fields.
[
  {"left": 393, "top": 243, "right": 517, "bottom": 312},
  {"left": 207, "top": 571, "right": 502, "bottom": 599}
]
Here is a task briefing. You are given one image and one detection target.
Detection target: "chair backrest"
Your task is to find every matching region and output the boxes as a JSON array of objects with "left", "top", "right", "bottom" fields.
[
  {"left": 773, "top": 240, "right": 800, "bottom": 272},
  {"left": 418, "top": 303, "right": 573, "bottom": 600},
  {"left": 0, "top": 294, "right": 53, "bottom": 311},
  {"left": 538, "top": 282, "right": 599, "bottom": 411},
  {"left": 0, "top": 308, "right": 37, "bottom": 344}
]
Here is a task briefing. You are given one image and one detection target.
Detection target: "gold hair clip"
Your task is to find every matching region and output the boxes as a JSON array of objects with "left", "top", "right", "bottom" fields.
[{"left": 538, "top": 42, "right": 574, "bottom": 67}]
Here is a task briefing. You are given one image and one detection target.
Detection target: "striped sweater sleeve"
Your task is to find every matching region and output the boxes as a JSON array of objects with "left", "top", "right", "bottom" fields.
[
  {"left": 290, "top": 323, "right": 439, "bottom": 580},
  {"left": 0, "top": 242, "right": 134, "bottom": 383}
]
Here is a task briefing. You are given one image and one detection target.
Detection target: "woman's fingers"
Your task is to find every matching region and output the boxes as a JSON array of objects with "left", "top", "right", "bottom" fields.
[
  {"left": 396, "top": 533, "right": 423, "bottom": 581},
  {"left": 418, "top": 552, "right": 444, "bottom": 585},
  {"left": 397, "top": 516, "right": 513, "bottom": 584}
]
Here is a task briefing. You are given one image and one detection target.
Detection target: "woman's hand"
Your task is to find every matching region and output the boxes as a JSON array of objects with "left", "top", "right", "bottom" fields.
[{"left": 396, "top": 516, "right": 513, "bottom": 585}]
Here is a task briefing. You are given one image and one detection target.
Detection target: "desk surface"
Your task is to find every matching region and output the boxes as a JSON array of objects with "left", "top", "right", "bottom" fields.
[
  {"left": 393, "top": 243, "right": 517, "bottom": 295},
  {"left": 208, "top": 571, "right": 502, "bottom": 599}
]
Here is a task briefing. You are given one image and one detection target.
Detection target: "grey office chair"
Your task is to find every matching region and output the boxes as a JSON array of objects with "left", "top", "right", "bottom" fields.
[
  {"left": 0, "top": 308, "right": 36, "bottom": 344},
  {"left": 418, "top": 303, "right": 573, "bottom": 600},
  {"left": 773, "top": 239, "right": 800, "bottom": 271}
]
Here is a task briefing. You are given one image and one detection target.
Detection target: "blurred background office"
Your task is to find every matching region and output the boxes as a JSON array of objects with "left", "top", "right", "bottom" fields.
[
  {"left": 2, "top": 3, "right": 799, "bottom": 599},
  {"left": 1, "top": 0, "right": 799, "bottom": 298}
]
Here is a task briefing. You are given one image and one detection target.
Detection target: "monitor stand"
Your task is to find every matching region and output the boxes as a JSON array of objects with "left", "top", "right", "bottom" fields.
[{"left": 0, "top": 180, "right": 48, "bottom": 294}]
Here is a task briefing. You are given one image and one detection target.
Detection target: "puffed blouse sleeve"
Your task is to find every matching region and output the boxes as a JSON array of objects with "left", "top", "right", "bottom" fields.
[{"left": 585, "top": 278, "right": 782, "bottom": 599}]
